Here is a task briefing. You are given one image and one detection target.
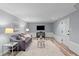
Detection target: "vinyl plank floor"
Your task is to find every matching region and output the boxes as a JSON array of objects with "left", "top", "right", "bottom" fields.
[{"left": 16, "top": 38, "right": 64, "bottom": 56}]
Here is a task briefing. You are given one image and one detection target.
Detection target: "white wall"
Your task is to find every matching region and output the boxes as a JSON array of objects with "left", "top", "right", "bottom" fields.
[
  {"left": 0, "top": 9, "right": 27, "bottom": 55},
  {"left": 70, "top": 10, "right": 79, "bottom": 44},
  {"left": 52, "top": 9, "right": 79, "bottom": 55},
  {"left": 28, "top": 23, "right": 53, "bottom": 37},
  {"left": 68, "top": 10, "right": 79, "bottom": 55}
]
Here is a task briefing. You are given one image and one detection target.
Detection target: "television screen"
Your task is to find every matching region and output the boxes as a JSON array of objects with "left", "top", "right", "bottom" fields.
[{"left": 37, "top": 26, "right": 45, "bottom": 30}]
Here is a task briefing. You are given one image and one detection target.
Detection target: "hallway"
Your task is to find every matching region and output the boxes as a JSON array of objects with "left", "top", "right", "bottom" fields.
[{"left": 16, "top": 38, "right": 64, "bottom": 56}]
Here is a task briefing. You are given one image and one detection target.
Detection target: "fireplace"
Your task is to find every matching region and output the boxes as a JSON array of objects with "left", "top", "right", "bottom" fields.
[{"left": 36, "top": 31, "right": 45, "bottom": 39}]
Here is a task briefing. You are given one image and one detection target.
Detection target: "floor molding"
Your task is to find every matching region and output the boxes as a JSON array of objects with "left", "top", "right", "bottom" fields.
[{"left": 50, "top": 37, "right": 79, "bottom": 56}]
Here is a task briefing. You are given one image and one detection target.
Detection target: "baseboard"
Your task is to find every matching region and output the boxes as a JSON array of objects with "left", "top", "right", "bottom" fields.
[{"left": 51, "top": 35, "right": 79, "bottom": 56}]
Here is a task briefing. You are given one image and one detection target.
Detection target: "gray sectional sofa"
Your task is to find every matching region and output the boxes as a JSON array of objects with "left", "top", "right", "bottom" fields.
[{"left": 10, "top": 33, "right": 32, "bottom": 51}]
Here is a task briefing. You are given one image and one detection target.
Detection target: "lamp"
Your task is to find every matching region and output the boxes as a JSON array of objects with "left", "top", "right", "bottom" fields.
[
  {"left": 26, "top": 28, "right": 29, "bottom": 32},
  {"left": 5, "top": 28, "right": 14, "bottom": 33}
]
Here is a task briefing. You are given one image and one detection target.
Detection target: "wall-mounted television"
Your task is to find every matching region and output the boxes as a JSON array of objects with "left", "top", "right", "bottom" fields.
[{"left": 37, "top": 25, "right": 45, "bottom": 30}]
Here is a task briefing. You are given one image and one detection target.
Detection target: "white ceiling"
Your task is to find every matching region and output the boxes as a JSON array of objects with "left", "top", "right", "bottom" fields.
[{"left": 0, "top": 3, "right": 76, "bottom": 23}]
